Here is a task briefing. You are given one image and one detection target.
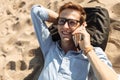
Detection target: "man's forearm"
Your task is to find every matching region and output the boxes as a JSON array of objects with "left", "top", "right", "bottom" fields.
[
  {"left": 45, "top": 8, "right": 58, "bottom": 22},
  {"left": 87, "top": 50, "right": 118, "bottom": 80}
]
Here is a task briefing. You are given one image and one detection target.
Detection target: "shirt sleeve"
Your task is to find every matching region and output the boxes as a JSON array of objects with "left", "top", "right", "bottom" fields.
[
  {"left": 31, "top": 5, "right": 54, "bottom": 57},
  {"left": 94, "top": 47, "right": 112, "bottom": 67},
  {"left": 89, "top": 47, "right": 113, "bottom": 80}
]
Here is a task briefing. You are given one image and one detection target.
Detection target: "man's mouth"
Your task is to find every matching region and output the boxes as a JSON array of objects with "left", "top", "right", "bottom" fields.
[{"left": 62, "top": 31, "right": 70, "bottom": 35}]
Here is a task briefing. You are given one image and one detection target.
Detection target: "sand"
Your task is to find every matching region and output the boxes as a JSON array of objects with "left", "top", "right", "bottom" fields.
[{"left": 0, "top": 0, "right": 120, "bottom": 80}]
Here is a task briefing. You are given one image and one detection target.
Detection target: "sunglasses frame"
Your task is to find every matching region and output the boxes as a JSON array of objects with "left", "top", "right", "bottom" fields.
[{"left": 57, "top": 17, "right": 81, "bottom": 28}]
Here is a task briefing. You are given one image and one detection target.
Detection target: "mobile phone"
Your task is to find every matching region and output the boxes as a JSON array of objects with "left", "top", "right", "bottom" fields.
[{"left": 72, "top": 34, "right": 83, "bottom": 47}]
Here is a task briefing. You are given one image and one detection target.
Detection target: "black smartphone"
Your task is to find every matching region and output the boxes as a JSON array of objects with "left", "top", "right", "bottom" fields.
[{"left": 72, "top": 34, "right": 83, "bottom": 47}]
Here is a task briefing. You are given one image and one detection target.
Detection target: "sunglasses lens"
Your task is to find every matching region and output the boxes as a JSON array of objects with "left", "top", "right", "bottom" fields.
[
  {"left": 58, "top": 18, "right": 66, "bottom": 25},
  {"left": 68, "top": 20, "right": 77, "bottom": 27},
  {"left": 58, "top": 17, "right": 80, "bottom": 27}
]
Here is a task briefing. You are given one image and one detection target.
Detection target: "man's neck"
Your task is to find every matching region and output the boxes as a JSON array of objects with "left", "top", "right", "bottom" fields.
[{"left": 61, "top": 40, "right": 77, "bottom": 53}]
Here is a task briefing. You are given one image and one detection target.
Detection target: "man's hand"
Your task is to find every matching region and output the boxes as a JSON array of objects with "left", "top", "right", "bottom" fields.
[{"left": 72, "top": 22, "right": 91, "bottom": 50}]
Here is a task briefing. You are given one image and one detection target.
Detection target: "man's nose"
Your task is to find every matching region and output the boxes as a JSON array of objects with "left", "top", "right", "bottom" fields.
[{"left": 63, "top": 22, "right": 69, "bottom": 28}]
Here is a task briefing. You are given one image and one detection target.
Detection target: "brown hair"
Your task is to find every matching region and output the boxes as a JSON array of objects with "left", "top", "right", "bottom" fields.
[{"left": 58, "top": 2, "right": 86, "bottom": 25}]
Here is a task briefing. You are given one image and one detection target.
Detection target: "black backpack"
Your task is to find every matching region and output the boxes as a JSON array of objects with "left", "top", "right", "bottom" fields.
[{"left": 48, "top": 6, "right": 110, "bottom": 51}]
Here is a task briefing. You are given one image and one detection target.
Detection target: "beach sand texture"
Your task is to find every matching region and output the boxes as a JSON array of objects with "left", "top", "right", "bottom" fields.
[{"left": 0, "top": 0, "right": 120, "bottom": 80}]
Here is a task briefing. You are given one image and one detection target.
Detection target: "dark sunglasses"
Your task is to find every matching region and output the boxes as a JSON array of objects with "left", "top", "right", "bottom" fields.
[{"left": 57, "top": 17, "right": 80, "bottom": 28}]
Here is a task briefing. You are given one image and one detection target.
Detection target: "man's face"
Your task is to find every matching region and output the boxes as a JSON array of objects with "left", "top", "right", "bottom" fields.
[{"left": 57, "top": 9, "right": 81, "bottom": 42}]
